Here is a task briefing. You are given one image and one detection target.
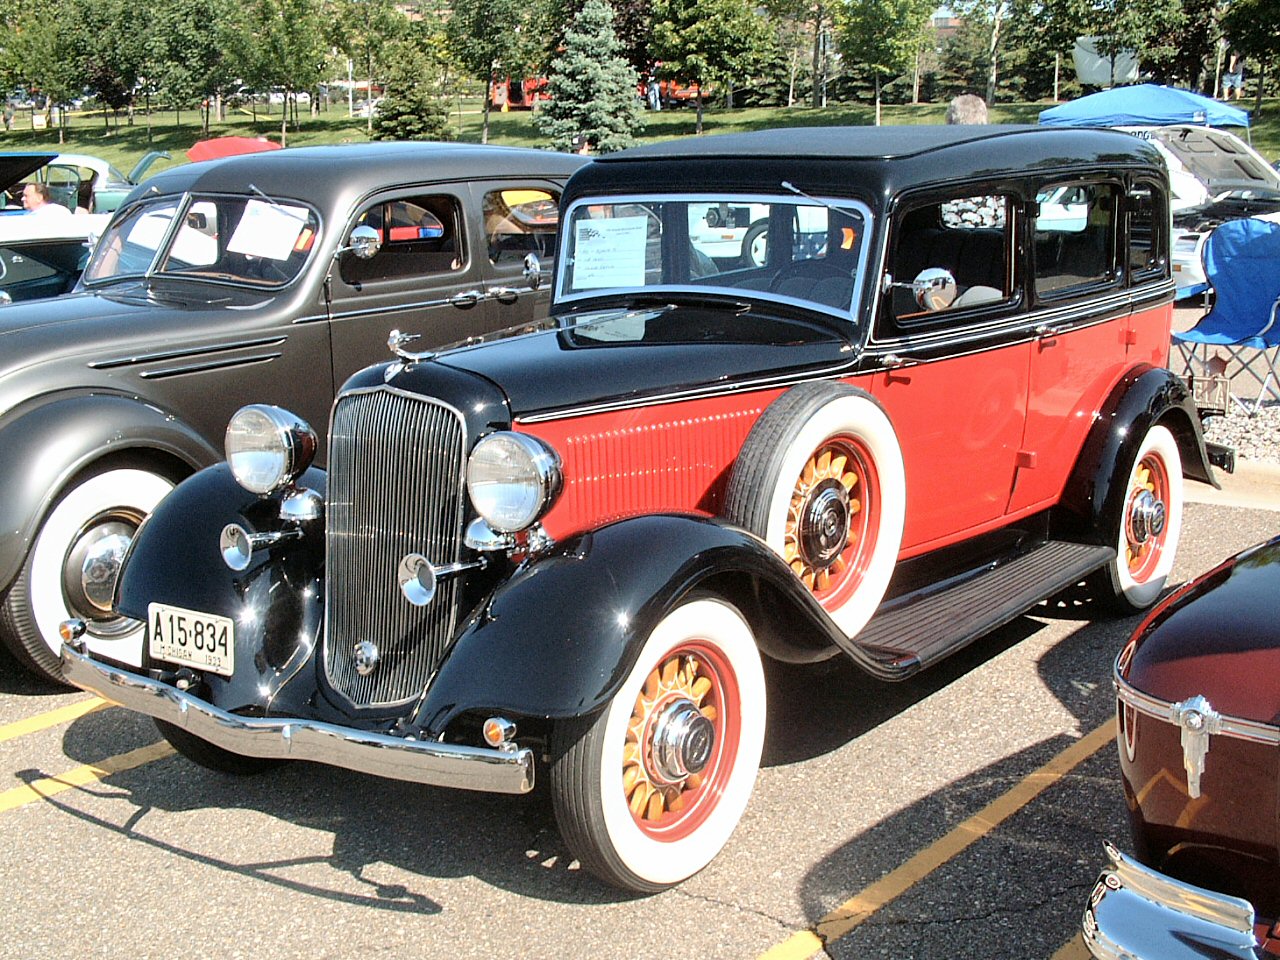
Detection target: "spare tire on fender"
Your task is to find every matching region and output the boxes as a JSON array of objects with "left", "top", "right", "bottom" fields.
[{"left": 724, "top": 381, "right": 906, "bottom": 638}]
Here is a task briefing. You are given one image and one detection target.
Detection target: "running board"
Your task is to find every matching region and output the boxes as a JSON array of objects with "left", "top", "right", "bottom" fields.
[{"left": 854, "top": 541, "right": 1116, "bottom": 678}]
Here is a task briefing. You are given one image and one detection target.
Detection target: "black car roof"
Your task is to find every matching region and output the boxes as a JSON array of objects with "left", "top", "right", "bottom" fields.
[
  {"left": 130, "top": 142, "right": 589, "bottom": 215},
  {"left": 567, "top": 125, "right": 1166, "bottom": 206}
]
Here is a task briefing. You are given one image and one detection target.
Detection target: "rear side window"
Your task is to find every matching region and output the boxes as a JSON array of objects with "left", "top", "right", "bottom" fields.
[
  {"left": 484, "top": 188, "right": 560, "bottom": 263},
  {"left": 1127, "top": 180, "right": 1167, "bottom": 281},
  {"left": 1034, "top": 182, "right": 1118, "bottom": 296}
]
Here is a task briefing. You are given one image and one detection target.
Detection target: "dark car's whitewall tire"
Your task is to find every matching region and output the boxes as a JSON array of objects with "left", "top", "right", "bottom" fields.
[
  {"left": 1, "top": 467, "right": 174, "bottom": 683},
  {"left": 725, "top": 382, "right": 906, "bottom": 639},
  {"left": 549, "top": 598, "right": 765, "bottom": 892},
  {"left": 1096, "top": 424, "right": 1183, "bottom": 612}
]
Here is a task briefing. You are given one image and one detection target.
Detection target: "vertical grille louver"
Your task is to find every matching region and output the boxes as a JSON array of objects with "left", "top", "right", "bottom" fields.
[{"left": 324, "top": 388, "right": 467, "bottom": 706}]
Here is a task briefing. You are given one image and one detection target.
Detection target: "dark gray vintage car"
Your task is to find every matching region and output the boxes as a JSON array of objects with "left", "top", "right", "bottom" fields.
[{"left": 0, "top": 141, "right": 586, "bottom": 682}]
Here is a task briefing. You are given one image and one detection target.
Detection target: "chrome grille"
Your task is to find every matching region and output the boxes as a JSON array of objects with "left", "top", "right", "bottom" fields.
[{"left": 324, "top": 387, "right": 467, "bottom": 706}]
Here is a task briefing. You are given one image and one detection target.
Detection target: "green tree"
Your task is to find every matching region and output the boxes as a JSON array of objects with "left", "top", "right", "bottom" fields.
[
  {"left": 1, "top": 0, "right": 81, "bottom": 140},
  {"left": 1222, "top": 0, "right": 1280, "bottom": 113},
  {"left": 329, "top": 0, "right": 408, "bottom": 132},
  {"left": 446, "top": 0, "right": 540, "bottom": 143},
  {"left": 651, "top": 0, "right": 774, "bottom": 133},
  {"left": 149, "top": 0, "right": 238, "bottom": 136},
  {"left": 233, "top": 0, "right": 329, "bottom": 145},
  {"left": 534, "top": 0, "right": 643, "bottom": 153},
  {"left": 370, "top": 40, "right": 450, "bottom": 140},
  {"left": 834, "top": 0, "right": 933, "bottom": 123}
]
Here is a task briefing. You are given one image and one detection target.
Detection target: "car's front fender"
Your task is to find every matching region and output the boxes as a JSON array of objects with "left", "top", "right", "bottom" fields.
[{"left": 412, "top": 513, "right": 891, "bottom": 736}]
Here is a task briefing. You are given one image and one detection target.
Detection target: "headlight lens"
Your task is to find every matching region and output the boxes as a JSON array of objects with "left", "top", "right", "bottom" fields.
[
  {"left": 225, "top": 404, "right": 317, "bottom": 495},
  {"left": 466, "top": 432, "right": 561, "bottom": 533}
]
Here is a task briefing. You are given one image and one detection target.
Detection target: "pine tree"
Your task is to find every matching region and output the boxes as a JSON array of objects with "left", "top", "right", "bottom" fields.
[
  {"left": 534, "top": 0, "right": 644, "bottom": 154},
  {"left": 371, "top": 43, "right": 450, "bottom": 142}
]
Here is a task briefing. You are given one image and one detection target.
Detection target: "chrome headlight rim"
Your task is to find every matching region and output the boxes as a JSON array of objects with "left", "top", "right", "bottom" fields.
[
  {"left": 466, "top": 431, "right": 562, "bottom": 534},
  {"left": 224, "top": 404, "right": 318, "bottom": 496}
]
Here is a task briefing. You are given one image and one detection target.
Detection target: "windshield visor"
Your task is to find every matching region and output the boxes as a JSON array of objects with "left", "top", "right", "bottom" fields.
[
  {"left": 559, "top": 195, "right": 870, "bottom": 316},
  {"left": 84, "top": 194, "right": 320, "bottom": 287}
]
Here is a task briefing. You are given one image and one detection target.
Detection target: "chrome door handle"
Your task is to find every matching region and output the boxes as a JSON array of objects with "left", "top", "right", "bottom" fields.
[
  {"left": 449, "top": 290, "right": 483, "bottom": 309},
  {"left": 1035, "top": 324, "right": 1064, "bottom": 339},
  {"left": 883, "top": 353, "right": 917, "bottom": 369},
  {"left": 487, "top": 286, "right": 519, "bottom": 305}
]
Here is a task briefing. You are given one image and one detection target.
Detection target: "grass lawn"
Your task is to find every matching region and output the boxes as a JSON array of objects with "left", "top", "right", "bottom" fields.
[{"left": 4, "top": 96, "right": 1278, "bottom": 176}]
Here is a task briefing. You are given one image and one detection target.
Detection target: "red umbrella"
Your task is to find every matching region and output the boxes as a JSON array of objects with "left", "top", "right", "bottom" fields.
[{"left": 186, "top": 136, "right": 283, "bottom": 163}]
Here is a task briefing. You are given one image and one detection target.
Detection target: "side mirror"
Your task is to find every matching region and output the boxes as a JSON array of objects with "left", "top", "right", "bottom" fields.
[
  {"left": 912, "top": 267, "right": 957, "bottom": 311},
  {"left": 523, "top": 252, "right": 544, "bottom": 291},
  {"left": 339, "top": 224, "right": 382, "bottom": 260}
]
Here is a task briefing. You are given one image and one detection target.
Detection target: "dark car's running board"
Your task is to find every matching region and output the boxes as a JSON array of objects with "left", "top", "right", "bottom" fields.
[{"left": 854, "top": 540, "right": 1116, "bottom": 678}]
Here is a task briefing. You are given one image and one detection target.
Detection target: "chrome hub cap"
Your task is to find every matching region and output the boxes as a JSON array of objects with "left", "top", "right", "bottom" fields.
[
  {"left": 1126, "top": 489, "right": 1166, "bottom": 546},
  {"left": 799, "top": 479, "right": 851, "bottom": 568},
  {"left": 63, "top": 518, "right": 139, "bottom": 635},
  {"left": 651, "top": 698, "right": 716, "bottom": 784}
]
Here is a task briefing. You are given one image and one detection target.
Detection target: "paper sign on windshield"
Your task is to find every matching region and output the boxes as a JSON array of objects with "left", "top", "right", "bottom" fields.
[
  {"left": 572, "top": 216, "right": 648, "bottom": 289},
  {"left": 227, "top": 199, "right": 310, "bottom": 261}
]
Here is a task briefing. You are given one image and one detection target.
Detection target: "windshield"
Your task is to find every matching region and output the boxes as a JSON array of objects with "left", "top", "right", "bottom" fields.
[
  {"left": 558, "top": 194, "right": 870, "bottom": 316},
  {"left": 83, "top": 193, "right": 320, "bottom": 288}
]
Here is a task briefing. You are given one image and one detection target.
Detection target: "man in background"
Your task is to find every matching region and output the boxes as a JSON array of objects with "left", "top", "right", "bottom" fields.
[{"left": 22, "top": 182, "right": 72, "bottom": 217}]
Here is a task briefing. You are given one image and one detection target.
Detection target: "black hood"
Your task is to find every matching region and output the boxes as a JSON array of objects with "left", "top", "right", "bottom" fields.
[
  {"left": 0, "top": 153, "right": 57, "bottom": 192},
  {"left": 433, "top": 302, "right": 856, "bottom": 418}
]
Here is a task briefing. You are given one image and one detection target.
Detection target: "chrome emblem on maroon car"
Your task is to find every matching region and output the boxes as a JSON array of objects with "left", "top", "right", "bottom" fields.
[{"left": 1171, "top": 694, "right": 1222, "bottom": 799}]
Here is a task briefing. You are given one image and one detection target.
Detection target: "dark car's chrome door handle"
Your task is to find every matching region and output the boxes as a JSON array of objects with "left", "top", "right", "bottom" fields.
[
  {"left": 487, "top": 287, "right": 520, "bottom": 305},
  {"left": 449, "top": 290, "right": 483, "bottom": 309}
]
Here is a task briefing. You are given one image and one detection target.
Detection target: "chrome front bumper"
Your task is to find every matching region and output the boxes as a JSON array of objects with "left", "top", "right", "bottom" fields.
[
  {"left": 61, "top": 641, "right": 535, "bottom": 795},
  {"left": 1083, "top": 841, "right": 1263, "bottom": 959}
]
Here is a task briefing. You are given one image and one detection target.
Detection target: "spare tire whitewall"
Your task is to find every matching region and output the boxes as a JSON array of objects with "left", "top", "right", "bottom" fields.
[
  {"left": 725, "top": 382, "right": 906, "bottom": 638},
  {"left": 549, "top": 598, "right": 766, "bottom": 892},
  {"left": 1, "top": 467, "right": 174, "bottom": 682}
]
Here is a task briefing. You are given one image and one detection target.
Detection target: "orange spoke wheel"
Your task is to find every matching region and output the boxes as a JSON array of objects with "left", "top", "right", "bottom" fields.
[
  {"left": 623, "top": 640, "right": 739, "bottom": 841},
  {"left": 783, "top": 437, "right": 879, "bottom": 611},
  {"left": 1124, "top": 451, "right": 1170, "bottom": 583}
]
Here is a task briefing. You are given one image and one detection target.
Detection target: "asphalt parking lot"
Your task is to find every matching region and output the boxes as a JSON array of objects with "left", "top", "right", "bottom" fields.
[{"left": 2, "top": 490, "right": 1276, "bottom": 960}]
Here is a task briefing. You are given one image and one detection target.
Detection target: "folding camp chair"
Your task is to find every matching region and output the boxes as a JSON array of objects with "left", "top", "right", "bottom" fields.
[{"left": 1172, "top": 217, "right": 1280, "bottom": 415}]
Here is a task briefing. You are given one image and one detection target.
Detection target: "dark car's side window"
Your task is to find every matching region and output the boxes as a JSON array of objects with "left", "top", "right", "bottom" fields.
[
  {"left": 890, "top": 195, "right": 1013, "bottom": 322},
  {"left": 340, "top": 194, "right": 464, "bottom": 284},
  {"left": 1033, "top": 181, "right": 1118, "bottom": 297},
  {"left": 1127, "top": 179, "right": 1167, "bottom": 282},
  {"left": 483, "top": 188, "right": 561, "bottom": 263}
]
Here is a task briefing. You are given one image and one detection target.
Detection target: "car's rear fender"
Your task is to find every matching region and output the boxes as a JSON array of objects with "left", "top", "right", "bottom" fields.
[{"left": 1053, "top": 364, "right": 1215, "bottom": 543}]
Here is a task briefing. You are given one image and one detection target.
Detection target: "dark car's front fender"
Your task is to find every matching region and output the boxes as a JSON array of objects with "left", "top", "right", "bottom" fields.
[
  {"left": 0, "top": 392, "right": 218, "bottom": 591},
  {"left": 114, "top": 463, "right": 326, "bottom": 715},
  {"left": 412, "top": 513, "right": 888, "bottom": 736}
]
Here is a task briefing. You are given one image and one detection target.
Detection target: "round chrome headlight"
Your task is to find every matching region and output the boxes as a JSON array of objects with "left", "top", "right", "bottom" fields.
[
  {"left": 225, "top": 404, "right": 317, "bottom": 496},
  {"left": 466, "top": 432, "right": 561, "bottom": 534}
]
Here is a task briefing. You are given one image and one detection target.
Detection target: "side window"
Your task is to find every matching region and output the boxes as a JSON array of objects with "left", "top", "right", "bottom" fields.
[
  {"left": 0, "top": 246, "right": 60, "bottom": 285},
  {"left": 1127, "top": 180, "right": 1167, "bottom": 281},
  {"left": 483, "top": 188, "right": 560, "bottom": 263},
  {"left": 890, "top": 195, "right": 1012, "bottom": 321},
  {"left": 1033, "top": 182, "right": 1118, "bottom": 297},
  {"left": 340, "top": 194, "right": 463, "bottom": 284}
]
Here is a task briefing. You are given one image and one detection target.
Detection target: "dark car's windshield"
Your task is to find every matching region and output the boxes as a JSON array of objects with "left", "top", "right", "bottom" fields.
[
  {"left": 558, "top": 194, "right": 871, "bottom": 318},
  {"left": 83, "top": 193, "right": 320, "bottom": 288}
]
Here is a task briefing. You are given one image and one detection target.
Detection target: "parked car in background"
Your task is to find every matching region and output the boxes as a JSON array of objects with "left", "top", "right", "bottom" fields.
[
  {"left": 50, "top": 151, "right": 169, "bottom": 214},
  {"left": 1124, "top": 126, "right": 1280, "bottom": 299},
  {"left": 1083, "top": 534, "right": 1280, "bottom": 959},
  {"left": 0, "top": 152, "right": 110, "bottom": 303},
  {"left": 0, "top": 142, "right": 586, "bottom": 684},
  {"left": 62, "top": 126, "right": 1224, "bottom": 894}
]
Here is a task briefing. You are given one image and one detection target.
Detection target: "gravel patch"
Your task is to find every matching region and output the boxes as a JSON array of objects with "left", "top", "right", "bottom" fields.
[{"left": 1201, "top": 402, "right": 1280, "bottom": 465}]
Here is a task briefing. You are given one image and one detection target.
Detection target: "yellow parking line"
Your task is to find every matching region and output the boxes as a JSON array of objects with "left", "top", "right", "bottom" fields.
[
  {"left": 757, "top": 721, "right": 1116, "bottom": 959},
  {"left": 0, "top": 741, "right": 174, "bottom": 814},
  {"left": 0, "top": 697, "right": 108, "bottom": 743}
]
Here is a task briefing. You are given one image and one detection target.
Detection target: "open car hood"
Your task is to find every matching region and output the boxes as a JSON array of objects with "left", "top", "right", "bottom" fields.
[
  {"left": 0, "top": 153, "right": 57, "bottom": 192},
  {"left": 1145, "top": 125, "right": 1280, "bottom": 195}
]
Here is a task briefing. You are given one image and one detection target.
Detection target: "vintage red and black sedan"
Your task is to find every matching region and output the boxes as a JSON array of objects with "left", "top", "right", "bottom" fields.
[
  {"left": 63, "top": 125, "right": 1227, "bottom": 892},
  {"left": 1083, "top": 535, "right": 1280, "bottom": 960}
]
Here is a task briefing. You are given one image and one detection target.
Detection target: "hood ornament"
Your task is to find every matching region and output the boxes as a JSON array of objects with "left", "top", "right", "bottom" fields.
[{"left": 1171, "top": 695, "right": 1221, "bottom": 799}]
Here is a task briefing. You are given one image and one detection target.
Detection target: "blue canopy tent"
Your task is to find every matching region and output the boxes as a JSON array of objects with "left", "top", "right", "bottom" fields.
[{"left": 1038, "top": 84, "right": 1249, "bottom": 128}]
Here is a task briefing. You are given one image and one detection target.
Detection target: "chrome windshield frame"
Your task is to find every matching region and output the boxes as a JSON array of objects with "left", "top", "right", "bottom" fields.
[{"left": 554, "top": 191, "right": 874, "bottom": 322}]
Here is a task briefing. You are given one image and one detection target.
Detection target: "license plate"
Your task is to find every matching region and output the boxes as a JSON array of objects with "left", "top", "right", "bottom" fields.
[{"left": 148, "top": 602, "right": 235, "bottom": 676}]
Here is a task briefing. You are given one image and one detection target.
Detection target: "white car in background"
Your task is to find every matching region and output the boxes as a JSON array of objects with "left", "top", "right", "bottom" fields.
[
  {"left": 687, "top": 201, "right": 827, "bottom": 266},
  {"left": 1122, "top": 125, "right": 1280, "bottom": 299}
]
